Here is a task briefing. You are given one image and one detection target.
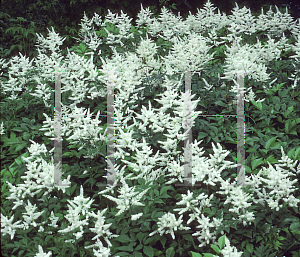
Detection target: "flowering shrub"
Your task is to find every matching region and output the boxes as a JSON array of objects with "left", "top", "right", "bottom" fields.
[{"left": 1, "top": 1, "right": 300, "bottom": 256}]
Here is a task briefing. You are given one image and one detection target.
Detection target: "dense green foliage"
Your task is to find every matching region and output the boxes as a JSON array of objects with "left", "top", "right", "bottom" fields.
[{"left": 1, "top": 0, "right": 298, "bottom": 60}]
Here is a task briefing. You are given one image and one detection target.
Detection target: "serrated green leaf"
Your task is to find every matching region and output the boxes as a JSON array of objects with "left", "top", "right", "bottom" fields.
[
  {"left": 14, "top": 157, "right": 22, "bottom": 166},
  {"left": 285, "top": 120, "right": 290, "bottom": 133},
  {"left": 116, "top": 235, "right": 133, "bottom": 243},
  {"left": 269, "top": 142, "right": 281, "bottom": 149},
  {"left": 246, "top": 243, "right": 254, "bottom": 253},
  {"left": 203, "top": 253, "right": 215, "bottom": 257},
  {"left": 294, "top": 147, "right": 300, "bottom": 159},
  {"left": 264, "top": 155, "right": 278, "bottom": 164},
  {"left": 159, "top": 236, "right": 167, "bottom": 249},
  {"left": 290, "top": 222, "right": 300, "bottom": 232},
  {"left": 283, "top": 105, "right": 294, "bottom": 118},
  {"left": 133, "top": 252, "right": 143, "bottom": 257},
  {"left": 287, "top": 148, "right": 295, "bottom": 159},
  {"left": 117, "top": 245, "right": 134, "bottom": 252},
  {"left": 278, "top": 236, "right": 286, "bottom": 240},
  {"left": 218, "top": 234, "right": 226, "bottom": 249},
  {"left": 62, "top": 152, "right": 72, "bottom": 157},
  {"left": 283, "top": 217, "right": 299, "bottom": 224},
  {"left": 15, "top": 144, "right": 26, "bottom": 152},
  {"left": 211, "top": 244, "right": 220, "bottom": 254},
  {"left": 10, "top": 132, "right": 16, "bottom": 140},
  {"left": 166, "top": 247, "right": 175, "bottom": 257},
  {"left": 258, "top": 102, "right": 263, "bottom": 110},
  {"left": 11, "top": 128, "right": 23, "bottom": 132},
  {"left": 143, "top": 246, "right": 154, "bottom": 257},
  {"left": 191, "top": 252, "right": 202, "bottom": 257},
  {"left": 183, "top": 234, "right": 194, "bottom": 243},
  {"left": 251, "top": 158, "right": 264, "bottom": 170},
  {"left": 265, "top": 136, "right": 277, "bottom": 149}
]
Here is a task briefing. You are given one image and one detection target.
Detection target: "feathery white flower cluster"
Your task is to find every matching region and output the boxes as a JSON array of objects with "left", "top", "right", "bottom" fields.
[
  {"left": 34, "top": 246, "right": 52, "bottom": 257},
  {"left": 148, "top": 212, "right": 191, "bottom": 240},
  {"left": 243, "top": 147, "right": 300, "bottom": 212},
  {"left": 5, "top": 140, "right": 70, "bottom": 205},
  {"left": 1, "top": 1, "right": 300, "bottom": 256},
  {"left": 219, "top": 236, "right": 244, "bottom": 257},
  {"left": 99, "top": 177, "right": 150, "bottom": 216},
  {"left": 39, "top": 103, "right": 107, "bottom": 158},
  {"left": 1, "top": 27, "right": 106, "bottom": 108}
]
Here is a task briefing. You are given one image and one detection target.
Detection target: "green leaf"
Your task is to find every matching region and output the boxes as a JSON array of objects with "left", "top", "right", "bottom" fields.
[
  {"left": 287, "top": 148, "right": 296, "bottom": 159},
  {"left": 171, "top": 3, "right": 177, "bottom": 9},
  {"left": 143, "top": 246, "right": 154, "bottom": 257},
  {"left": 203, "top": 254, "right": 215, "bottom": 257},
  {"left": 264, "top": 155, "right": 278, "bottom": 165},
  {"left": 133, "top": 252, "right": 143, "bottom": 257},
  {"left": 117, "top": 245, "right": 134, "bottom": 252},
  {"left": 15, "top": 144, "right": 26, "bottom": 152},
  {"left": 294, "top": 147, "right": 300, "bottom": 159},
  {"left": 286, "top": 119, "right": 298, "bottom": 135},
  {"left": 79, "top": 43, "right": 87, "bottom": 53},
  {"left": 265, "top": 136, "right": 277, "bottom": 149},
  {"left": 160, "top": 185, "right": 172, "bottom": 195},
  {"left": 218, "top": 234, "right": 226, "bottom": 249},
  {"left": 10, "top": 132, "right": 16, "bottom": 140},
  {"left": 269, "top": 142, "right": 281, "bottom": 149},
  {"left": 166, "top": 247, "right": 175, "bottom": 257},
  {"left": 191, "top": 252, "right": 202, "bottom": 257},
  {"left": 14, "top": 157, "right": 22, "bottom": 166},
  {"left": 214, "top": 100, "right": 227, "bottom": 107},
  {"left": 262, "top": 223, "right": 271, "bottom": 233},
  {"left": 251, "top": 158, "right": 264, "bottom": 170},
  {"left": 138, "top": 178, "right": 145, "bottom": 186},
  {"left": 250, "top": 101, "right": 262, "bottom": 110},
  {"left": 22, "top": 132, "right": 31, "bottom": 140},
  {"left": 115, "top": 235, "right": 133, "bottom": 243},
  {"left": 257, "top": 102, "right": 263, "bottom": 110},
  {"left": 66, "top": 184, "right": 76, "bottom": 196},
  {"left": 285, "top": 119, "right": 296, "bottom": 134},
  {"left": 144, "top": 237, "right": 154, "bottom": 245},
  {"left": 160, "top": 236, "right": 167, "bottom": 249},
  {"left": 290, "top": 222, "right": 300, "bottom": 233},
  {"left": 211, "top": 244, "right": 220, "bottom": 254},
  {"left": 182, "top": 234, "right": 194, "bottom": 243},
  {"left": 282, "top": 217, "right": 299, "bottom": 224},
  {"left": 11, "top": 127, "right": 23, "bottom": 132},
  {"left": 20, "top": 123, "right": 30, "bottom": 131},
  {"left": 197, "top": 132, "right": 208, "bottom": 140},
  {"left": 283, "top": 105, "right": 294, "bottom": 118},
  {"left": 278, "top": 236, "right": 286, "bottom": 240},
  {"left": 246, "top": 243, "right": 254, "bottom": 253}
]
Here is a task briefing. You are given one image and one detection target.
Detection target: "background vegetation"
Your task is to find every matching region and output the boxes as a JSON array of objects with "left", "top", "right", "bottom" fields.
[{"left": 1, "top": 0, "right": 300, "bottom": 61}]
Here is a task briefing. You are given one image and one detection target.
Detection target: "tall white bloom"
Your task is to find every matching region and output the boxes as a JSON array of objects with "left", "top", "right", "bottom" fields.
[
  {"left": 149, "top": 212, "right": 190, "bottom": 240},
  {"left": 220, "top": 236, "right": 243, "bottom": 257},
  {"left": 34, "top": 246, "right": 52, "bottom": 257}
]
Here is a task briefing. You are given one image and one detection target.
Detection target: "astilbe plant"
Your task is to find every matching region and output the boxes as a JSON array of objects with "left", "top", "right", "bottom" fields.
[{"left": 1, "top": 1, "right": 300, "bottom": 256}]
